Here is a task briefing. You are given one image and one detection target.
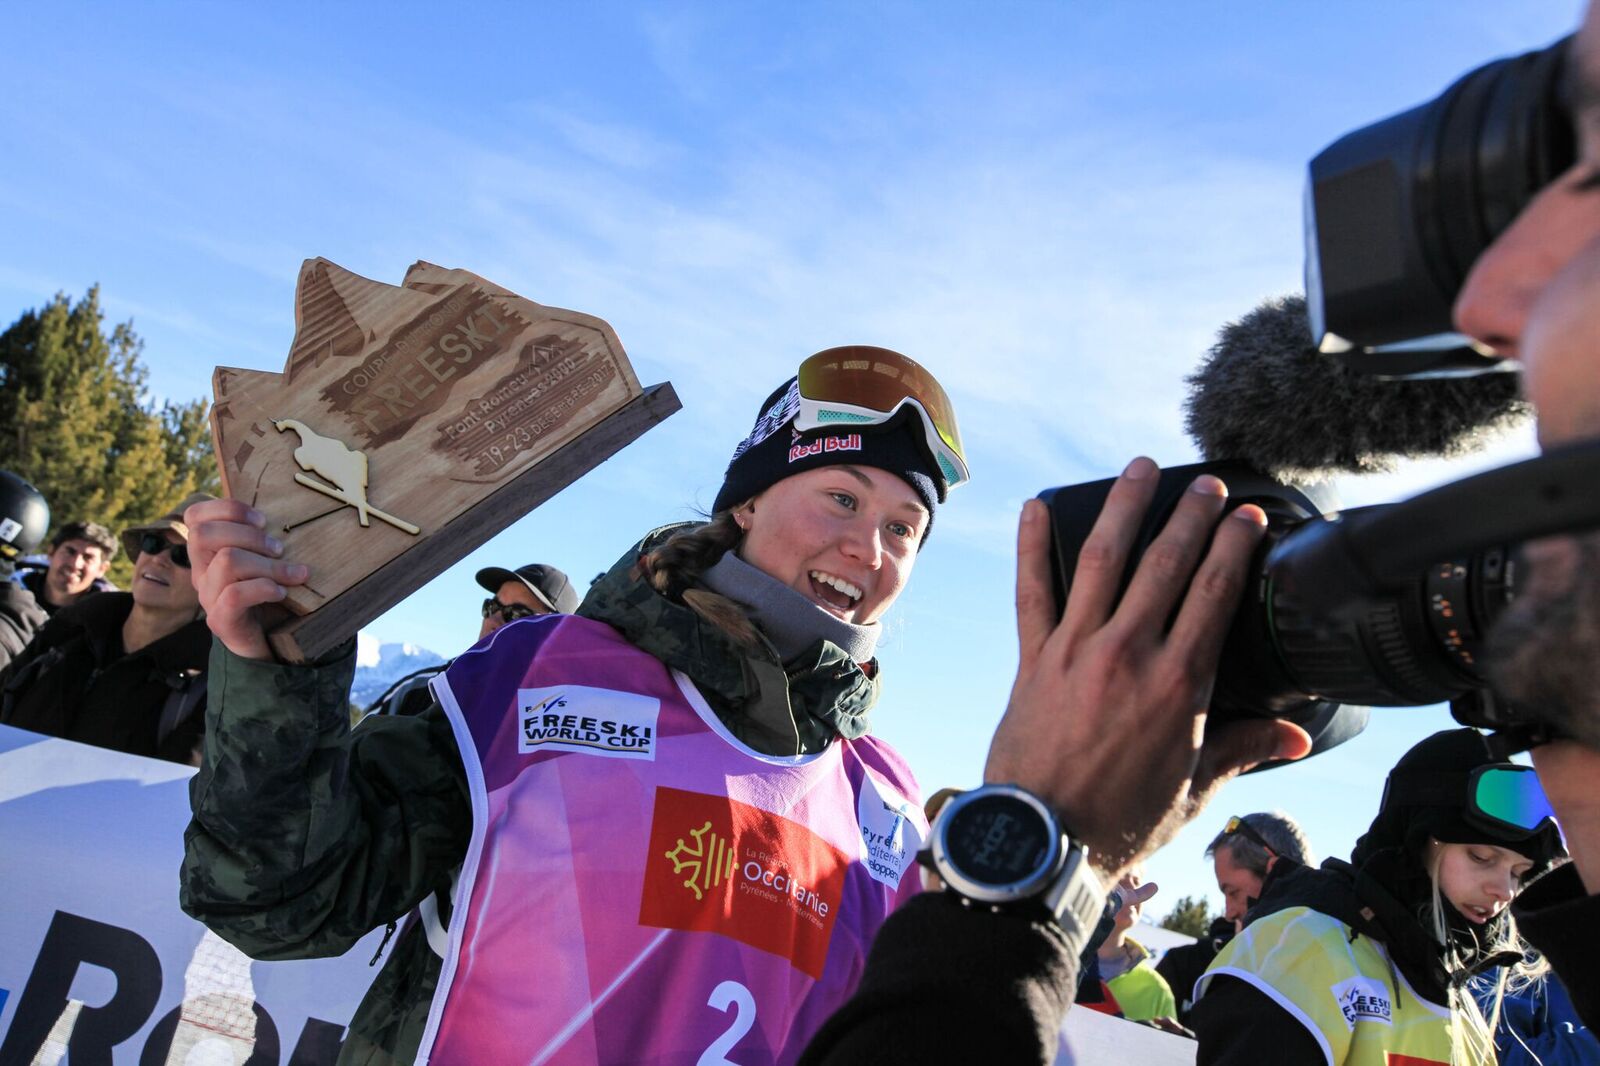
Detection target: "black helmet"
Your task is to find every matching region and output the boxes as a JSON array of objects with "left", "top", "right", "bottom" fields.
[{"left": 0, "top": 470, "right": 50, "bottom": 563}]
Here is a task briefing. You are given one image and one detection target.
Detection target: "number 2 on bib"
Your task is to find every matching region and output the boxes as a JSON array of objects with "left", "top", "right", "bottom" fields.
[{"left": 697, "top": 980, "right": 757, "bottom": 1066}]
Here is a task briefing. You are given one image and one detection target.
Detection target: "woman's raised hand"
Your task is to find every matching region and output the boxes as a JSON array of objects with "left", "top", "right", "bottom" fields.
[
  {"left": 986, "top": 458, "right": 1311, "bottom": 881},
  {"left": 183, "top": 498, "right": 309, "bottom": 662}
]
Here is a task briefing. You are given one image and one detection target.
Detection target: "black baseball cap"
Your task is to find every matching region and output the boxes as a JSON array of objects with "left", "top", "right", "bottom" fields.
[{"left": 475, "top": 563, "right": 579, "bottom": 614}]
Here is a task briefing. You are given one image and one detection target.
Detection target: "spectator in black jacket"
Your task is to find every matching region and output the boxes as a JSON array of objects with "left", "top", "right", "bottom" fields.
[
  {"left": 1154, "top": 811, "right": 1315, "bottom": 1025},
  {"left": 1205, "top": 811, "right": 1314, "bottom": 930},
  {"left": 18, "top": 520, "right": 117, "bottom": 616},
  {"left": 0, "top": 494, "right": 213, "bottom": 763}
]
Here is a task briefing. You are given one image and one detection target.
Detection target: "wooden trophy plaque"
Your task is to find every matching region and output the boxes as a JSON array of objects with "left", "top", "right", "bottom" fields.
[{"left": 210, "top": 258, "right": 681, "bottom": 662}]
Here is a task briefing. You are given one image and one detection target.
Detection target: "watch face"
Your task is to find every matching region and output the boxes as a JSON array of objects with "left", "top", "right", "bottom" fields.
[{"left": 946, "top": 793, "right": 1052, "bottom": 886}]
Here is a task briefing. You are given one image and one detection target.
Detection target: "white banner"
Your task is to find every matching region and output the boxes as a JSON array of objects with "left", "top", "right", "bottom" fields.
[
  {"left": 0, "top": 725, "right": 384, "bottom": 1065},
  {"left": 1058, "top": 1007, "right": 1197, "bottom": 1064},
  {"left": 0, "top": 724, "right": 1198, "bottom": 1065}
]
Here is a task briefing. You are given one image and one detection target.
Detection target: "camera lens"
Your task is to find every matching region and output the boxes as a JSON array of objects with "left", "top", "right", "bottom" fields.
[
  {"left": 1225, "top": 536, "right": 1514, "bottom": 711},
  {"left": 1304, "top": 35, "right": 1572, "bottom": 362},
  {"left": 1041, "top": 461, "right": 1527, "bottom": 761}
]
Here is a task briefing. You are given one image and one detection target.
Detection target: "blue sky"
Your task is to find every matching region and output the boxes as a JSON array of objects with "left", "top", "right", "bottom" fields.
[{"left": 2, "top": 1, "right": 1581, "bottom": 915}]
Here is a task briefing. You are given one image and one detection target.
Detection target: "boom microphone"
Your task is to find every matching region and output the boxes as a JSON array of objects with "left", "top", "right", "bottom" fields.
[{"left": 1183, "top": 295, "right": 1528, "bottom": 482}]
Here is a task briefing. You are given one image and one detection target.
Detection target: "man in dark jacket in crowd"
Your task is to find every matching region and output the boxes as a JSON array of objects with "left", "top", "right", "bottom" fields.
[
  {"left": 1204, "top": 811, "right": 1314, "bottom": 930},
  {"left": 0, "top": 493, "right": 214, "bottom": 764},
  {"left": 18, "top": 520, "right": 117, "bottom": 616},
  {"left": 1155, "top": 811, "right": 1314, "bottom": 1025}
]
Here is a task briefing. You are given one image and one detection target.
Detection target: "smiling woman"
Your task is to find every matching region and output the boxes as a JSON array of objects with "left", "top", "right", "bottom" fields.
[
  {"left": 733, "top": 465, "right": 925, "bottom": 625},
  {"left": 179, "top": 346, "right": 969, "bottom": 1065}
]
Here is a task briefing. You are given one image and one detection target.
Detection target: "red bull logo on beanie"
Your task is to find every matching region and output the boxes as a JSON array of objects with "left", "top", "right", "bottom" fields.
[{"left": 788, "top": 433, "right": 862, "bottom": 464}]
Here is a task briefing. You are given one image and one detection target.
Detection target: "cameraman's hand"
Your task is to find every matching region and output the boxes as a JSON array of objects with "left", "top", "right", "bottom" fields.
[
  {"left": 184, "top": 498, "right": 308, "bottom": 662},
  {"left": 985, "top": 458, "right": 1311, "bottom": 881}
]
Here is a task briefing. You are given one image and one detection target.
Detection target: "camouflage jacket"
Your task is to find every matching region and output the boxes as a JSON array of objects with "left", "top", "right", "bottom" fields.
[{"left": 180, "top": 527, "right": 882, "bottom": 1065}]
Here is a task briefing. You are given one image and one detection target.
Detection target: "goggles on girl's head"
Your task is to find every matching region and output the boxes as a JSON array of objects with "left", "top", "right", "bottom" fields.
[
  {"left": 1383, "top": 763, "right": 1557, "bottom": 838},
  {"left": 794, "top": 347, "right": 970, "bottom": 491},
  {"left": 1466, "top": 764, "right": 1556, "bottom": 836}
]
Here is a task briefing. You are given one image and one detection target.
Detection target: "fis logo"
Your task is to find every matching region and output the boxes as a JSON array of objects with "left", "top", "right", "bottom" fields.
[
  {"left": 664, "top": 821, "right": 738, "bottom": 901},
  {"left": 516, "top": 685, "right": 660, "bottom": 761},
  {"left": 522, "top": 693, "right": 569, "bottom": 725}
]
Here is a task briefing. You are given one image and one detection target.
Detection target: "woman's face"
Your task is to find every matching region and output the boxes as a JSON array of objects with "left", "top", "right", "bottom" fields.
[
  {"left": 1429, "top": 839, "right": 1534, "bottom": 926},
  {"left": 736, "top": 464, "right": 928, "bottom": 626}
]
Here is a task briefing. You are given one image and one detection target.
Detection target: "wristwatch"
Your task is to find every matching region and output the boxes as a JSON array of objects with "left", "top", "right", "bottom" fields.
[{"left": 922, "top": 783, "right": 1106, "bottom": 949}]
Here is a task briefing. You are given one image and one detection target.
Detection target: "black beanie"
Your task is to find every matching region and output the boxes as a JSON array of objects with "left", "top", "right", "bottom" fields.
[
  {"left": 1353, "top": 728, "right": 1565, "bottom": 881},
  {"left": 712, "top": 377, "right": 944, "bottom": 540}
]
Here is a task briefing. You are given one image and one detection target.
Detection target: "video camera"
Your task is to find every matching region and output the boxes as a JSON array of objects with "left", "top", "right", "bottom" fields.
[{"left": 1043, "top": 33, "right": 1600, "bottom": 755}]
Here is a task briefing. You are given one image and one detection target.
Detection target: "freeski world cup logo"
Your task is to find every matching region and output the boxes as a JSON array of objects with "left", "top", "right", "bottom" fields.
[
  {"left": 516, "top": 685, "right": 660, "bottom": 760},
  {"left": 640, "top": 787, "right": 848, "bottom": 979},
  {"left": 1331, "top": 975, "right": 1393, "bottom": 1029}
]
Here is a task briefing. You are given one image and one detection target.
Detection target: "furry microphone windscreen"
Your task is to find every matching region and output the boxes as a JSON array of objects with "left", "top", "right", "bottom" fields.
[{"left": 1183, "top": 295, "right": 1529, "bottom": 482}]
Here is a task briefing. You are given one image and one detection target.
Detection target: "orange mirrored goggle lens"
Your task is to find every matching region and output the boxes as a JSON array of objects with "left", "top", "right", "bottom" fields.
[{"left": 797, "top": 345, "right": 965, "bottom": 461}]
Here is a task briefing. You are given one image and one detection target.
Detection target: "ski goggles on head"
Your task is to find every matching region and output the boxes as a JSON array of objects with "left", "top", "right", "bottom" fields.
[
  {"left": 1466, "top": 764, "right": 1556, "bottom": 836},
  {"left": 1384, "top": 763, "right": 1557, "bottom": 838},
  {"left": 794, "top": 347, "right": 970, "bottom": 491}
]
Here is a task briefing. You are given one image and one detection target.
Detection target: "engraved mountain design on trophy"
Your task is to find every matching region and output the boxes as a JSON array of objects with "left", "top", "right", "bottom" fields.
[{"left": 209, "top": 258, "right": 680, "bottom": 662}]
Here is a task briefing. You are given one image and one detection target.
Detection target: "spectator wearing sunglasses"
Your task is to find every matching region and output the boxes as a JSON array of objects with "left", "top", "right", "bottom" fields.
[
  {"left": 474, "top": 563, "right": 578, "bottom": 639},
  {"left": 1189, "top": 729, "right": 1564, "bottom": 1066},
  {"left": 0, "top": 493, "right": 215, "bottom": 765},
  {"left": 364, "top": 562, "right": 579, "bottom": 718}
]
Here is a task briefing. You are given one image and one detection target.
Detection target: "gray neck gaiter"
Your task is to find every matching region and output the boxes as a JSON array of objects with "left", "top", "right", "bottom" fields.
[{"left": 699, "top": 550, "right": 881, "bottom": 665}]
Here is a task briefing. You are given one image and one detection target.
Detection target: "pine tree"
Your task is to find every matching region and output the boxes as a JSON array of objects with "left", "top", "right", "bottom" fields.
[
  {"left": 0, "top": 287, "right": 217, "bottom": 586},
  {"left": 1159, "top": 895, "right": 1213, "bottom": 939}
]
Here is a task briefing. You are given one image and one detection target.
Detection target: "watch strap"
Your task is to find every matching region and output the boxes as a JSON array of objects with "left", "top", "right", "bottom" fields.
[{"left": 1039, "top": 841, "right": 1106, "bottom": 959}]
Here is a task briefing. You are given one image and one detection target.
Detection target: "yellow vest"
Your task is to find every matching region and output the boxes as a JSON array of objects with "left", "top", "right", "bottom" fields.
[
  {"left": 1102, "top": 939, "right": 1178, "bottom": 1023},
  {"left": 1196, "top": 906, "right": 1484, "bottom": 1066}
]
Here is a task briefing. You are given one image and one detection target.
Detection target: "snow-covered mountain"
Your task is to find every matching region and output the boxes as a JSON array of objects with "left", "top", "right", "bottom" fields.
[{"left": 351, "top": 632, "right": 446, "bottom": 710}]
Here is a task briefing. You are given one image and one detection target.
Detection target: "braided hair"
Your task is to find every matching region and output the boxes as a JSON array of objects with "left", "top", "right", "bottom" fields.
[{"left": 634, "top": 504, "right": 762, "bottom": 648}]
